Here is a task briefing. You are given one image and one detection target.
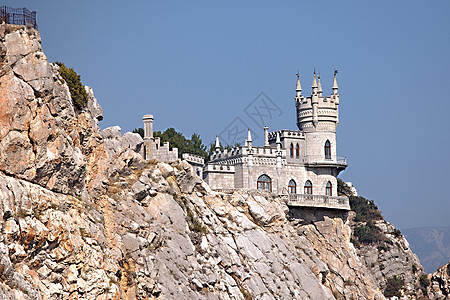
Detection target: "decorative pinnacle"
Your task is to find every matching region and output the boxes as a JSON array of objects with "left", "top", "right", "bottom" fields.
[
  {"left": 296, "top": 72, "right": 302, "bottom": 91},
  {"left": 332, "top": 70, "right": 339, "bottom": 90},
  {"left": 318, "top": 73, "right": 322, "bottom": 92},
  {"left": 312, "top": 71, "right": 318, "bottom": 88},
  {"left": 247, "top": 128, "right": 252, "bottom": 142},
  {"left": 276, "top": 131, "right": 281, "bottom": 144},
  {"left": 215, "top": 135, "right": 220, "bottom": 149}
]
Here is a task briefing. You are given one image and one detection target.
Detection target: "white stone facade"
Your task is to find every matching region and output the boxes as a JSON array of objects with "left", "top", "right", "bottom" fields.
[{"left": 203, "top": 72, "right": 349, "bottom": 209}]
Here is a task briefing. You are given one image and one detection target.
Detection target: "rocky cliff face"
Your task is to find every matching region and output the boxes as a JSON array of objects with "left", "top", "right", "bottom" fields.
[{"left": 0, "top": 23, "right": 446, "bottom": 299}]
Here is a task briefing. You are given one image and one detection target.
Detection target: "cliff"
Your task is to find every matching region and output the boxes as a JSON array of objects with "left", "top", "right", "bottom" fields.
[{"left": 0, "top": 23, "right": 446, "bottom": 299}]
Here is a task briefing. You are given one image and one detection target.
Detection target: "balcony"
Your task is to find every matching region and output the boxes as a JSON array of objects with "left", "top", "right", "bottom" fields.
[
  {"left": 286, "top": 194, "right": 350, "bottom": 210},
  {"left": 304, "top": 155, "right": 347, "bottom": 169}
]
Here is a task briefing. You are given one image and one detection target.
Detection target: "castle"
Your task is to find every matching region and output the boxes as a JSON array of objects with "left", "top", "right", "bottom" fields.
[{"left": 142, "top": 71, "right": 350, "bottom": 210}]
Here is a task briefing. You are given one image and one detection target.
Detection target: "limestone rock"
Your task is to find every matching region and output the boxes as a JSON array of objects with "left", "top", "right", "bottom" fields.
[{"left": 0, "top": 23, "right": 431, "bottom": 300}]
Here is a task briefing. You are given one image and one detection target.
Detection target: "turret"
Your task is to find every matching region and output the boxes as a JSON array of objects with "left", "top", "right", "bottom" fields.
[
  {"left": 295, "top": 73, "right": 302, "bottom": 97},
  {"left": 215, "top": 135, "right": 220, "bottom": 152},
  {"left": 311, "top": 72, "right": 319, "bottom": 127},
  {"left": 317, "top": 74, "right": 323, "bottom": 97},
  {"left": 295, "top": 70, "right": 342, "bottom": 161},
  {"left": 247, "top": 128, "right": 252, "bottom": 149},
  {"left": 332, "top": 70, "right": 340, "bottom": 124},
  {"left": 264, "top": 126, "right": 269, "bottom": 147},
  {"left": 143, "top": 114, "right": 154, "bottom": 139},
  {"left": 276, "top": 131, "right": 281, "bottom": 152},
  {"left": 332, "top": 70, "right": 339, "bottom": 95}
]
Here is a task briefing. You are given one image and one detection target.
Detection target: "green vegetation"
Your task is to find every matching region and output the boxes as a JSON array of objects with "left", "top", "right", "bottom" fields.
[
  {"left": 132, "top": 127, "right": 144, "bottom": 138},
  {"left": 55, "top": 62, "right": 88, "bottom": 109},
  {"left": 186, "top": 207, "right": 207, "bottom": 234},
  {"left": 353, "top": 221, "right": 384, "bottom": 244},
  {"left": 154, "top": 128, "right": 208, "bottom": 159},
  {"left": 419, "top": 274, "right": 430, "bottom": 294},
  {"left": 132, "top": 127, "right": 239, "bottom": 162},
  {"left": 384, "top": 275, "right": 404, "bottom": 298},
  {"left": 337, "top": 178, "right": 353, "bottom": 196},
  {"left": 392, "top": 228, "right": 402, "bottom": 237},
  {"left": 349, "top": 196, "right": 383, "bottom": 223},
  {"left": 350, "top": 237, "right": 360, "bottom": 248}
]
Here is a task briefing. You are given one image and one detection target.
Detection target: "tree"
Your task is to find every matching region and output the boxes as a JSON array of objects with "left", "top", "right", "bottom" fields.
[
  {"left": 132, "top": 128, "right": 144, "bottom": 138},
  {"left": 153, "top": 128, "right": 208, "bottom": 159},
  {"left": 55, "top": 62, "right": 88, "bottom": 110}
]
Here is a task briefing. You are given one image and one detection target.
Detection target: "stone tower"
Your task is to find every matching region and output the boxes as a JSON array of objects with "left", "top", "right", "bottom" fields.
[{"left": 295, "top": 71, "right": 340, "bottom": 161}]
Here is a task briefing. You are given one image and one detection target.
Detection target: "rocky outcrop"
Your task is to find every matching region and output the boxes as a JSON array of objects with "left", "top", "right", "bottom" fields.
[
  {"left": 0, "top": 23, "right": 434, "bottom": 299},
  {"left": 427, "top": 263, "right": 450, "bottom": 299},
  {"left": 353, "top": 217, "right": 425, "bottom": 298},
  {"left": 0, "top": 24, "right": 108, "bottom": 198}
]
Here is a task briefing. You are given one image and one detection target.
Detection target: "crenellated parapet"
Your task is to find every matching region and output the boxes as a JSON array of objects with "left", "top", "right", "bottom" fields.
[{"left": 295, "top": 71, "right": 340, "bottom": 132}]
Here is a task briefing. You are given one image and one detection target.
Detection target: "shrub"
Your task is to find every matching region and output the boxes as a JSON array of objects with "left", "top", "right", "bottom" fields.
[
  {"left": 350, "top": 196, "right": 383, "bottom": 222},
  {"left": 419, "top": 274, "right": 430, "bottom": 289},
  {"left": 377, "top": 242, "right": 390, "bottom": 252},
  {"left": 353, "top": 221, "right": 383, "bottom": 244},
  {"left": 55, "top": 62, "right": 88, "bottom": 109},
  {"left": 350, "top": 237, "right": 360, "bottom": 248},
  {"left": 392, "top": 228, "right": 402, "bottom": 237},
  {"left": 337, "top": 178, "right": 353, "bottom": 196},
  {"left": 384, "top": 275, "right": 404, "bottom": 298}
]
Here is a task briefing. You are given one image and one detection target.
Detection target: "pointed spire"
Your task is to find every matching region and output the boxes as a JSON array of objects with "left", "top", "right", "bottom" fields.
[
  {"left": 276, "top": 131, "right": 281, "bottom": 152},
  {"left": 332, "top": 69, "right": 339, "bottom": 91},
  {"left": 296, "top": 72, "right": 302, "bottom": 92},
  {"left": 247, "top": 128, "right": 252, "bottom": 150},
  {"left": 312, "top": 71, "right": 318, "bottom": 89},
  {"left": 317, "top": 74, "right": 323, "bottom": 94},
  {"left": 264, "top": 126, "right": 269, "bottom": 147},
  {"left": 215, "top": 135, "right": 220, "bottom": 151}
]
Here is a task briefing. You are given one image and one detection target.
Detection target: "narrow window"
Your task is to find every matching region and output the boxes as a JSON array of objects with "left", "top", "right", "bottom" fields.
[
  {"left": 324, "top": 140, "right": 331, "bottom": 159},
  {"left": 304, "top": 180, "right": 313, "bottom": 195},
  {"left": 290, "top": 143, "right": 294, "bottom": 158},
  {"left": 295, "top": 144, "right": 299, "bottom": 158},
  {"left": 326, "top": 181, "right": 332, "bottom": 196},
  {"left": 288, "top": 179, "right": 296, "bottom": 194},
  {"left": 257, "top": 174, "right": 272, "bottom": 192}
]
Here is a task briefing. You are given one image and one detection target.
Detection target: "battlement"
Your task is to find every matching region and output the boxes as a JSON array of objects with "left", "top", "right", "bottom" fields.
[
  {"left": 268, "top": 130, "right": 304, "bottom": 142},
  {"left": 182, "top": 153, "right": 204, "bottom": 165},
  {"left": 204, "top": 164, "right": 235, "bottom": 173},
  {"left": 210, "top": 145, "right": 286, "bottom": 162}
]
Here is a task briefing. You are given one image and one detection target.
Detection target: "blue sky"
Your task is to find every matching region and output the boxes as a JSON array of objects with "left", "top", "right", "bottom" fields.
[{"left": 6, "top": 0, "right": 450, "bottom": 229}]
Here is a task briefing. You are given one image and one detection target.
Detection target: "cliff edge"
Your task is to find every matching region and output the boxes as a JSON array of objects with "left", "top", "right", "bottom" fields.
[{"left": 0, "top": 23, "right": 445, "bottom": 299}]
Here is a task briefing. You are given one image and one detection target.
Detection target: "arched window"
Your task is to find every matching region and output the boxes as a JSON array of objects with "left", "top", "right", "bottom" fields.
[
  {"left": 289, "top": 143, "right": 294, "bottom": 158},
  {"left": 326, "top": 181, "right": 332, "bottom": 196},
  {"left": 295, "top": 144, "right": 299, "bottom": 158},
  {"left": 257, "top": 174, "right": 272, "bottom": 192},
  {"left": 304, "top": 180, "right": 313, "bottom": 195},
  {"left": 288, "top": 179, "right": 297, "bottom": 194},
  {"left": 324, "top": 140, "right": 331, "bottom": 159}
]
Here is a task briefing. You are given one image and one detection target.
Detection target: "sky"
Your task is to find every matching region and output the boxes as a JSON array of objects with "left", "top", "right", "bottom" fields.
[{"left": 5, "top": 0, "right": 450, "bottom": 229}]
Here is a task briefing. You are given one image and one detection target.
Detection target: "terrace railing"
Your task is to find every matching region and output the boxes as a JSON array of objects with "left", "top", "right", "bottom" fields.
[
  {"left": 0, "top": 6, "right": 37, "bottom": 29},
  {"left": 286, "top": 193, "right": 350, "bottom": 210}
]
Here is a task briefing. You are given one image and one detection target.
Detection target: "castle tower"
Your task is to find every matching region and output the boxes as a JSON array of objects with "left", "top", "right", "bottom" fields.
[
  {"left": 143, "top": 114, "right": 154, "bottom": 139},
  {"left": 296, "top": 71, "right": 340, "bottom": 161}
]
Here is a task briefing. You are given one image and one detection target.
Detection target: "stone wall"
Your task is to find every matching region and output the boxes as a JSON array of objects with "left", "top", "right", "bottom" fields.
[{"left": 144, "top": 138, "right": 178, "bottom": 162}]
